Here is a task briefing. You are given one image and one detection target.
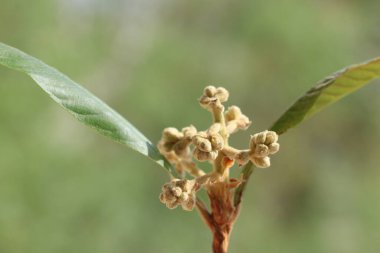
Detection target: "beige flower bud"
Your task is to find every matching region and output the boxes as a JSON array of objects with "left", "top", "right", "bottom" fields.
[
  {"left": 208, "top": 150, "right": 218, "bottom": 160},
  {"left": 248, "top": 130, "right": 279, "bottom": 168},
  {"left": 254, "top": 144, "right": 269, "bottom": 158},
  {"left": 159, "top": 179, "right": 197, "bottom": 211},
  {"left": 204, "top": 86, "right": 217, "bottom": 97},
  {"left": 192, "top": 135, "right": 212, "bottom": 152},
  {"left": 162, "top": 127, "right": 183, "bottom": 142},
  {"left": 225, "top": 106, "right": 251, "bottom": 134},
  {"left": 251, "top": 156, "right": 271, "bottom": 168},
  {"left": 181, "top": 195, "right": 196, "bottom": 211},
  {"left": 236, "top": 116, "right": 251, "bottom": 130},
  {"left": 199, "top": 86, "right": 229, "bottom": 110},
  {"left": 193, "top": 148, "right": 217, "bottom": 161},
  {"left": 235, "top": 151, "right": 250, "bottom": 165},
  {"left": 252, "top": 131, "right": 267, "bottom": 144},
  {"left": 176, "top": 179, "right": 196, "bottom": 192},
  {"left": 166, "top": 201, "right": 179, "bottom": 209},
  {"left": 158, "top": 127, "right": 187, "bottom": 156},
  {"left": 157, "top": 141, "right": 174, "bottom": 154},
  {"left": 214, "top": 87, "right": 229, "bottom": 102},
  {"left": 182, "top": 125, "right": 197, "bottom": 140},
  {"left": 173, "top": 140, "right": 190, "bottom": 157},
  {"left": 225, "top": 106, "right": 241, "bottom": 121},
  {"left": 179, "top": 192, "right": 189, "bottom": 202},
  {"left": 172, "top": 187, "right": 182, "bottom": 197},
  {"left": 208, "top": 123, "right": 221, "bottom": 134},
  {"left": 264, "top": 131, "right": 278, "bottom": 145},
  {"left": 159, "top": 192, "right": 166, "bottom": 204},
  {"left": 210, "top": 134, "right": 224, "bottom": 151},
  {"left": 268, "top": 143, "right": 280, "bottom": 154}
]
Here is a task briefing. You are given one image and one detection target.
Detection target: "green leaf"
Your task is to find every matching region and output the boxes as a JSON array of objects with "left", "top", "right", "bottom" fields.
[
  {"left": 0, "top": 42, "right": 173, "bottom": 174},
  {"left": 235, "top": 56, "right": 380, "bottom": 205},
  {"left": 270, "top": 57, "right": 380, "bottom": 134}
]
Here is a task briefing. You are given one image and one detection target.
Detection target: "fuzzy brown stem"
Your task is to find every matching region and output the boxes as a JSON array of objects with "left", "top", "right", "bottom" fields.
[
  {"left": 212, "top": 224, "right": 232, "bottom": 253},
  {"left": 208, "top": 182, "right": 239, "bottom": 253}
]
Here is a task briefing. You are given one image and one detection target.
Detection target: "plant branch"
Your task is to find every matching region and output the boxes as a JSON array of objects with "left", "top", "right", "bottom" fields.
[
  {"left": 196, "top": 197, "right": 214, "bottom": 230},
  {"left": 233, "top": 162, "right": 254, "bottom": 207}
]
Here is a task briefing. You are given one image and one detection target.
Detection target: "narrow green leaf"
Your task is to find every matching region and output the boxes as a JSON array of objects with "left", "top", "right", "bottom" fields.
[
  {"left": 235, "top": 57, "right": 380, "bottom": 205},
  {"left": 0, "top": 42, "right": 173, "bottom": 174},
  {"left": 271, "top": 57, "right": 380, "bottom": 134}
]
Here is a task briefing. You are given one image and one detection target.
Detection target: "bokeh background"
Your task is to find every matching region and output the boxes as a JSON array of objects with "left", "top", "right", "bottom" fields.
[{"left": 1, "top": 0, "right": 380, "bottom": 252}]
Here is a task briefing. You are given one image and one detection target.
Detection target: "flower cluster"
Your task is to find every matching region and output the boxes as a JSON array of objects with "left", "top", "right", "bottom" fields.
[
  {"left": 159, "top": 179, "right": 196, "bottom": 211},
  {"left": 199, "top": 86, "right": 229, "bottom": 111},
  {"left": 225, "top": 106, "right": 251, "bottom": 134},
  {"left": 192, "top": 123, "right": 224, "bottom": 161},
  {"left": 157, "top": 86, "right": 280, "bottom": 211}
]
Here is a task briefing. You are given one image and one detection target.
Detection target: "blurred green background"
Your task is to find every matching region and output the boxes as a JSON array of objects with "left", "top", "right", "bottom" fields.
[{"left": 1, "top": 0, "right": 380, "bottom": 252}]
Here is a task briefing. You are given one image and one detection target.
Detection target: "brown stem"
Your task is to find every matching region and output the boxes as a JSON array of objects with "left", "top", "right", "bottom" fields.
[
  {"left": 212, "top": 223, "right": 232, "bottom": 253},
  {"left": 201, "top": 182, "right": 242, "bottom": 253},
  {"left": 196, "top": 198, "right": 214, "bottom": 230}
]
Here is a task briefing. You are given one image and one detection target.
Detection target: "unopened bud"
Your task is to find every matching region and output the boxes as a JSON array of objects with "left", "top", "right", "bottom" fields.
[
  {"left": 172, "top": 187, "right": 182, "bottom": 197},
  {"left": 162, "top": 127, "right": 183, "bottom": 142},
  {"left": 251, "top": 156, "right": 271, "bottom": 168},
  {"left": 181, "top": 195, "right": 196, "bottom": 211},
  {"left": 264, "top": 131, "right": 278, "bottom": 145},
  {"left": 254, "top": 144, "right": 269, "bottom": 158},
  {"left": 208, "top": 123, "right": 221, "bottom": 134},
  {"left": 166, "top": 201, "right": 179, "bottom": 209},
  {"left": 193, "top": 135, "right": 212, "bottom": 152},
  {"left": 252, "top": 131, "right": 267, "bottom": 144},
  {"left": 173, "top": 140, "right": 190, "bottom": 157},
  {"left": 182, "top": 125, "right": 197, "bottom": 139},
  {"left": 210, "top": 134, "right": 224, "bottom": 151},
  {"left": 179, "top": 192, "right": 189, "bottom": 202},
  {"left": 193, "top": 148, "right": 218, "bottom": 161},
  {"left": 215, "top": 87, "right": 229, "bottom": 102},
  {"left": 204, "top": 86, "right": 216, "bottom": 97},
  {"left": 225, "top": 106, "right": 242, "bottom": 121},
  {"left": 268, "top": 143, "right": 280, "bottom": 154},
  {"left": 235, "top": 151, "right": 250, "bottom": 165}
]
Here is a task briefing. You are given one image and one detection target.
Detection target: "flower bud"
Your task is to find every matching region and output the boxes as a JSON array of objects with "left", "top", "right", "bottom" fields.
[
  {"left": 208, "top": 123, "right": 221, "bottom": 134},
  {"left": 159, "top": 179, "right": 197, "bottom": 211},
  {"left": 162, "top": 127, "right": 183, "bottom": 142},
  {"left": 210, "top": 134, "right": 224, "bottom": 151},
  {"left": 193, "top": 148, "right": 217, "bottom": 161},
  {"left": 204, "top": 86, "right": 216, "bottom": 97},
  {"left": 182, "top": 125, "right": 197, "bottom": 139},
  {"left": 268, "top": 143, "right": 280, "bottom": 154},
  {"left": 251, "top": 156, "right": 271, "bottom": 168},
  {"left": 264, "top": 131, "right": 278, "bottom": 145},
  {"left": 199, "top": 86, "right": 229, "bottom": 110},
  {"left": 249, "top": 130, "right": 279, "bottom": 168},
  {"left": 225, "top": 106, "right": 251, "bottom": 134},
  {"left": 254, "top": 144, "right": 269, "bottom": 158},
  {"left": 181, "top": 195, "right": 196, "bottom": 211},
  {"left": 179, "top": 192, "right": 189, "bottom": 202},
  {"left": 172, "top": 187, "right": 182, "bottom": 197},
  {"left": 252, "top": 131, "right": 267, "bottom": 144},
  {"left": 225, "top": 106, "right": 241, "bottom": 121},
  {"left": 235, "top": 151, "right": 250, "bottom": 165},
  {"left": 166, "top": 201, "right": 179, "bottom": 209},
  {"left": 173, "top": 140, "right": 190, "bottom": 157},
  {"left": 215, "top": 87, "right": 229, "bottom": 102},
  {"left": 192, "top": 135, "right": 212, "bottom": 152}
]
